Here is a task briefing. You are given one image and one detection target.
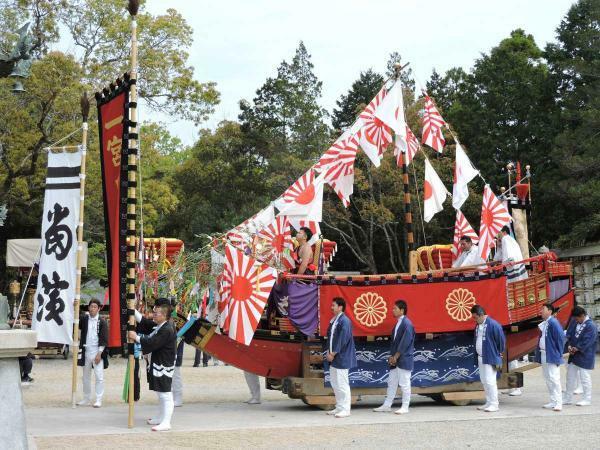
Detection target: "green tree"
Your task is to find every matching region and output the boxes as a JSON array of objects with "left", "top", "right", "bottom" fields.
[
  {"left": 324, "top": 67, "right": 435, "bottom": 274},
  {"left": 545, "top": 0, "right": 600, "bottom": 246},
  {"left": 428, "top": 29, "right": 559, "bottom": 245},
  {"left": 0, "top": 0, "right": 219, "bottom": 286},
  {"left": 166, "top": 121, "right": 271, "bottom": 245},
  {"left": 0, "top": 52, "right": 86, "bottom": 288},
  {"left": 59, "top": 0, "right": 219, "bottom": 124},
  {"left": 239, "top": 41, "right": 330, "bottom": 193},
  {"left": 332, "top": 69, "right": 384, "bottom": 132}
]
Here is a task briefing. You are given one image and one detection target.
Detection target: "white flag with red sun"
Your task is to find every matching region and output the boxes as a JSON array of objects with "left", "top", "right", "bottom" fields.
[{"left": 277, "top": 170, "right": 325, "bottom": 221}]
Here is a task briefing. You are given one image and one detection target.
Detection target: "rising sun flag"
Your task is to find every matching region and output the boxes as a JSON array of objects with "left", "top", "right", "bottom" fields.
[{"left": 220, "top": 244, "right": 277, "bottom": 345}]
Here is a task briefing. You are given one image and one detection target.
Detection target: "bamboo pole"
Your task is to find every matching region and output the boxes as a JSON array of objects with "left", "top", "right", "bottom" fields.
[
  {"left": 71, "top": 92, "right": 90, "bottom": 407},
  {"left": 127, "top": 0, "right": 140, "bottom": 429}
]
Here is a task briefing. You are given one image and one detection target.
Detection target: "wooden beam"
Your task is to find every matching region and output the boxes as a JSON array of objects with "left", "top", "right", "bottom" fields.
[
  {"left": 442, "top": 391, "right": 485, "bottom": 401},
  {"left": 304, "top": 395, "right": 359, "bottom": 405}
]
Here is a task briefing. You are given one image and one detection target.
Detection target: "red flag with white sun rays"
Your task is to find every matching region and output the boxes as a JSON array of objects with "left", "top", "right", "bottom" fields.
[{"left": 220, "top": 244, "right": 277, "bottom": 345}]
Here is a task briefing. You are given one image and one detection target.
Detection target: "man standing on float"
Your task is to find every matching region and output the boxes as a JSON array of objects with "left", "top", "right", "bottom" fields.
[
  {"left": 325, "top": 297, "right": 357, "bottom": 418},
  {"left": 373, "top": 299, "right": 415, "bottom": 414}
]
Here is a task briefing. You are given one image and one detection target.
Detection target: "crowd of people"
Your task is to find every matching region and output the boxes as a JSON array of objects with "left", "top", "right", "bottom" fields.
[
  {"left": 65, "top": 228, "right": 596, "bottom": 431},
  {"left": 68, "top": 294, "right": 597, "bottom": 430},
  {"left": 323, "top": 298, "right": 596, "bottom": 418}
]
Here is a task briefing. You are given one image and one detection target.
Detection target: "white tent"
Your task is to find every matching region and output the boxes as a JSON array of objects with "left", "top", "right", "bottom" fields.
[{"left": 6, "top": 239, "right": 88, "bottom": 268}]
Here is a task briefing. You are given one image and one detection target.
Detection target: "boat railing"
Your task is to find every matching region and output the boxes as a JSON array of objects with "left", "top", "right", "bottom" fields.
[
  {"left": 282, "top": 252, "right": 566, "bottom": 283},
  {"left": 507, "top": 273, "right": 549, "bottom": 322}
]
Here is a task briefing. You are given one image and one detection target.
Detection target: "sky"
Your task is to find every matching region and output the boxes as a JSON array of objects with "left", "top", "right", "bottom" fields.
[{"left": 143, "top": 0, "right": 576, "bottom": 146}]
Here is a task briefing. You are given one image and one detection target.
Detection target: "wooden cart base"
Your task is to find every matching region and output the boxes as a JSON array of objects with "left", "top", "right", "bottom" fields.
[{"left": 280, "top": 341, "right": 525, "bottom": 409}]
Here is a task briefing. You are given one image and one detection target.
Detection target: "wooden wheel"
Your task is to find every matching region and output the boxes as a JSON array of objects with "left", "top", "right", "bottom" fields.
[
  {"left": 448, "top": 399, "right": 471, "bottom": 406},
  {"left": 302, "top": 395, "right": 336, "bottom": 410}
]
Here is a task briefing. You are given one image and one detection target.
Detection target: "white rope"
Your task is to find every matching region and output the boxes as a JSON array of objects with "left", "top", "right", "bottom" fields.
[
  {"left": 411, "top": 160, "right": 427, "bottom": 246},
  {"left": 43, "top": 126, "right": 83, "bottom": 151}
]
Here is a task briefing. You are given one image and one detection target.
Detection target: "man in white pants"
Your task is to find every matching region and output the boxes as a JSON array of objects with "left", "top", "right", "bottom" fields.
[
  {"left": 564, "top": 306, "right": 597, "bottom": 406},
  {"left": 77, "top": 299, "right": 108, "bottom": 408},
  {"left": 244, "top": 371, "right": 261, "bottom": 404},
  {"left": 471, "top": 305, "right": 506, "bottom": 412},
  {"left": 129, "top": 298, "right": 177, "bottom": 431},
  {"left": 325, "top": 298, "right": 357, "bottom": 418},
  {"left": 535, "top": 303, "right": 566, "bottom": 412},
  {"left": 374, "top": 300, "right": 415, "bottom": 414},
  {"left": 172, "top": 340, "right": 185, "bottom": 407}
]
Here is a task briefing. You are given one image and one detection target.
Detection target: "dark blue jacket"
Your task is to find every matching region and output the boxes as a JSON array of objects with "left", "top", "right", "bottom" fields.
[
  {"left": 566, "top": 317, "right": 597, "bottom": 370},
  {"left": 535, "top": 316, "right": 566, "bottom": 365},
  {"left": 326, "top": 313, "right": 357, "bottom": 369},
  {"left": 389, "top": 316, "right": 415, "bottom": 371},
  {"left": 474, "top": 317, "right": 505, "bottom": 366}
]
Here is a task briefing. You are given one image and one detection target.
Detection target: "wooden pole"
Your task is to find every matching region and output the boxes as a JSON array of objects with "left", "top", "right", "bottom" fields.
[
  {"left": 127, "top": 0, "right": 140, "bottom": 429},
  {"left": 71, "top": 92, "right": 90, "bottom": 407}
]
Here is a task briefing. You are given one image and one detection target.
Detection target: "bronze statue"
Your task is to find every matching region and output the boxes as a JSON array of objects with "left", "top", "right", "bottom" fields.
[{"left": 0, "top": 22, "right": 33, "bottom": 91}]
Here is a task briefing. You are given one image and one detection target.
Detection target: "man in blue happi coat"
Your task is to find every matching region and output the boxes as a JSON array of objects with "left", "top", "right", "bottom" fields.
[
  {"left": 373, "top": 299, "right": 415, "bottom": 415},
  {"left": 325, "top": 297, "right": 357, "bottom": 418},
  {"left": 564, "top": 306, "right": 597, "bottom": 406},
  {"left": 471, "top": 304, "right": 505, "bottom": 412},
  {"left": 535, "top": 303, "right": 566, "bottom": 411}
]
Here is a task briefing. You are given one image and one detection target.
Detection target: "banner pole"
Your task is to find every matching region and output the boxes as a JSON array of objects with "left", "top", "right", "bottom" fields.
[
  {"left": 71, "top": 92, "right": 90, "bottom": 407},
  {"left": 127, "top": 0, "right": 140, "bottom": 429}
]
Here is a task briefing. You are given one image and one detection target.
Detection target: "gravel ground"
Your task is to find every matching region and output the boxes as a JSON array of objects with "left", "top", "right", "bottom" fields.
[
  {"left": 24, "top": 351, "right": 600, "bottom": 449},
  {"left": 33, "top": 415, "right": 600, "bottom": 450}
]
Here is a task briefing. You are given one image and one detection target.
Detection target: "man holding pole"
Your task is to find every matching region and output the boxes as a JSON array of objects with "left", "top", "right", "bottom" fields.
[
  {"left": 76, "top": 298, "right": 108, "bottom": 408},
  {"left": 128, "top": 298, "right": 177, "bottom": 431}
]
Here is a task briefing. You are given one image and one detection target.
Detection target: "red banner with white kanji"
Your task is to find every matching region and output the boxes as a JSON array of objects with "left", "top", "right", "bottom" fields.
[
  {"left": 97, "top": 86, "right": 130, "bottom": 348},
  {"left": 319, "top": 277, "right": 508, "bottom": 336}
]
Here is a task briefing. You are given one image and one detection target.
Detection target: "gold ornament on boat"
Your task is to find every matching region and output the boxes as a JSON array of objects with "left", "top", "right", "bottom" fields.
[
  {"left": 353, "top": 292, "right": 387, "bottom": 327},
  {"left": 445, "top": 288, "right": 476, "bottom": 322}
]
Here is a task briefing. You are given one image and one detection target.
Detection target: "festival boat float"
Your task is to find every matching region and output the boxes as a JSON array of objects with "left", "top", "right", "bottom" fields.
[
  {"left": 175, "top": 184, "right": 574, "bottom": 408},
  {"left": 108, "top": 63, "right": 574, "bottom": 408}
]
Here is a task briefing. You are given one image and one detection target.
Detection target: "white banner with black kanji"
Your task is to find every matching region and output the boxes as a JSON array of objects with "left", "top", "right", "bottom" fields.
[{"left": 32, "top": 149, "right": 82, "bottom": 344}]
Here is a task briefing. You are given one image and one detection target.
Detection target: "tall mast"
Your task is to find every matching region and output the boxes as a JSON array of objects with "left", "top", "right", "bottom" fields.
[{"left": 393, "top": 62, "right": 417, "bottom": 273}]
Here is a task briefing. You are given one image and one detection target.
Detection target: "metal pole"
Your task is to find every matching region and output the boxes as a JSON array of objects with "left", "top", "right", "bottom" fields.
[{"left": 71, "top": 93, "right": 90, "bottom": 407}]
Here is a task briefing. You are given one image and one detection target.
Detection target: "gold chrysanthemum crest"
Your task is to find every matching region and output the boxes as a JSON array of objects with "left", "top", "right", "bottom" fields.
[
  {"left": 354, "top": 292, "right": 387, "bottom": 327},
  {"left": 445, "top": 288, "right": 476, "bottom": 322}
]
